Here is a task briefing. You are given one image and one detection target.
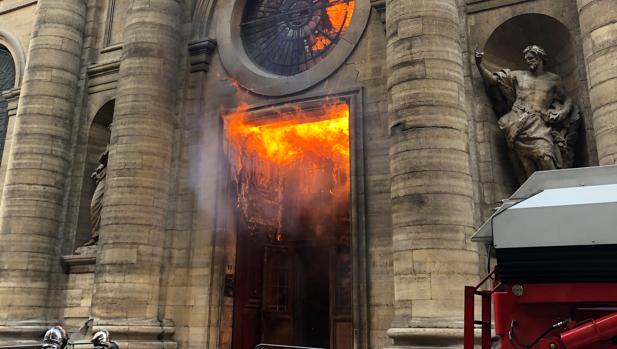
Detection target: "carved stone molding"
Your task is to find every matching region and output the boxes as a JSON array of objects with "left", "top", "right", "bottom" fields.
[
  {"left": 371, "top": 0, "right": 385, "bottom": 25},
  {"left": 188, "top": 38, "right": 217, "bottom": 73},
  {"left": 87, "top": 61, "right": 120, "bottom": 79},
  {"left": 1, "top": 87, "right": 21, "bottom": 118},
  {"left": 61, "top": 253, "right": 96, "bottom": 274},
  {"left": 467, "top": 0, "right": 534, "bottom": 14},
  {"left": 87, "top": 61, "right": 120, "bottom": 94}
]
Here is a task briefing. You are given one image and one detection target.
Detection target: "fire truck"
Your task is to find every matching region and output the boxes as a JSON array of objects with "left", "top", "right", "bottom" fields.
[{"left": 464, "top": 165, "right": 617, "bottom": 349}]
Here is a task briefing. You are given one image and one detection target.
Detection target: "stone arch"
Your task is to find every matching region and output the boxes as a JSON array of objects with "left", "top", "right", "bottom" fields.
[
  {"left": 0, "top": 28, "right": 26, "bottom": 88},
  {"left": 75, "top": 100, "right": 115, "bottom": 248},
  {"left": 483, "top": 14, "right": 575, "bottom": 90},
  {"left": 192, "top": 0, "right": 218, "bottom": 39},
  {"left": 0, "top": 43, "right": 17, "bottom": 160}
]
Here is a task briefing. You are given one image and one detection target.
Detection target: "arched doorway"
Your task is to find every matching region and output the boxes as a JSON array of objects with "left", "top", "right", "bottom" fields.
[{"left": 225, "top": 100, "right": 354, "bottom": 349}]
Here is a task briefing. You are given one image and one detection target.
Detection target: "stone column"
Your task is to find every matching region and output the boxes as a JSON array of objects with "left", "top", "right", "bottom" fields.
[
  {"left": 90, "top": 1, "right": 180, "bottom": 347},
  {"left": 386, "top": 0, "right": 479, "bottom": 346},
  {"left": 0, "top": 0, "right": 86, "bottom": 343},
  {"left": 577, "top": 0, "right": 617, "bottom": 165}
]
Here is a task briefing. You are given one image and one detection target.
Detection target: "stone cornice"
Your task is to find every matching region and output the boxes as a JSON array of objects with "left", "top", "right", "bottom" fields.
[
  {"left": 466, "top": 0, "right": 535, "bottom": 13},
  {"left": 188, "top": 38, "right": 217, "bottom": 73},
  {"left": 0, "top": 0, "right": 37, "bottom": 16},
  {"left": 0, "top": 87, "right": 20, "bottom": 100},
  {"left": 87, "top": 60, "right": 120, "bottom": 79}
]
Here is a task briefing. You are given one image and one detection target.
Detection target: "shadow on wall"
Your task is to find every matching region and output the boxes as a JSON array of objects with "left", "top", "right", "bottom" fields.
[{"left": 482, "top": 13, "right": 590, "bottom": 168}]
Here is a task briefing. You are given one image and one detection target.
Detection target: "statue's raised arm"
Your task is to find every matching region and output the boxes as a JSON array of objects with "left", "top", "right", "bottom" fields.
[{"left": 475, "top": 49, "right": 498, "bottom": 86}]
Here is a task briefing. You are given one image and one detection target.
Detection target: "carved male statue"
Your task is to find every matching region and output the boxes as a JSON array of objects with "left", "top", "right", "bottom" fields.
[
  {"left": 83, "top": 148, "right": 108, "bottom": 246},
  {"left": 475, "top": 45, "right": 580, "bottom": 181}
]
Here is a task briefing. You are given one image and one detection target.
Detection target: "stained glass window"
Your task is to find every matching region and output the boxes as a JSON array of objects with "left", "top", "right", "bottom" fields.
[{"left": 241, "top": 0, "right": 355, "bottom": 76}]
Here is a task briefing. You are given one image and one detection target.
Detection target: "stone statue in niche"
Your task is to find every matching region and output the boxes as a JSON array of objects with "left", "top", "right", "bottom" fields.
[
  {"left": 475, "top": 45, "right": 581, "bottom": 182},
  {"left": 83, "top": 148, "right": 109, "bottom": 247}
]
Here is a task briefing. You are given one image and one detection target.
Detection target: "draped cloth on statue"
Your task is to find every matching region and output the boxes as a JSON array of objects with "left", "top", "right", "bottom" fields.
[
  {"left": 90, "top": 165, "right": 106, "bottom": 240},
  {"left": 487, "top": 68, "right": 581, "bottom": 175}
]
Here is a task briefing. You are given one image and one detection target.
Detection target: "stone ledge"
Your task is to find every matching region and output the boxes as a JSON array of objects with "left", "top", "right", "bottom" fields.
[
  {"left": 91, "top": 320, "right": 176, "bottom": 349},
  {"left": 388, "top": 327, "right": 465, "bottom": 347},
  {"left": 0, "top": 324, "right": 49, "bottom": 343},
  {"left": 388, "top": 321, "right": 491, "bottom": 348},
  {"left": 466, "top": 0, "right": 533, "bottom": 14},
  {"left": 100, "top": 43, "right": 123, "bottom": 54},
  {"left": 61, "top": 254, "right": 96, "bottom": 274},
  {"left": 87, "top": 61, "right": 120, "bottom": 79},
  {"left": 188, "top": 38, "right": 217, "bottom": 73}
]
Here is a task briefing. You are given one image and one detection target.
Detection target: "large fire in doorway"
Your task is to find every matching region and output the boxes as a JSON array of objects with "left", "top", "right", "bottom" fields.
[{"left": 225, "top": 101, "right": 350, "bottom": 241}]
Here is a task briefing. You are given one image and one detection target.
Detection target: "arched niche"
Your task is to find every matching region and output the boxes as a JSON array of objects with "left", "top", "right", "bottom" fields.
[
  {"left": 0, "top": 29, "right": 25, "bottom": 88},
  {"left": 483, "top": 14, "right": 575, "bottom": 93},
  {"left": 482, "top": 13, "right": 588, "bottom": 167},
  {"left": 75, "top": 100, "right": 114, "bottom": 247},
  {"left": 0, "top": 44, "right": 16, "bottom": 159}
]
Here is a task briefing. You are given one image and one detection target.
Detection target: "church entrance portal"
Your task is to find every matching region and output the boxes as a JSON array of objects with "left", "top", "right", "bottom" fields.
[{"left": 225, "top": 101, "right": 353, "bottom": 349}]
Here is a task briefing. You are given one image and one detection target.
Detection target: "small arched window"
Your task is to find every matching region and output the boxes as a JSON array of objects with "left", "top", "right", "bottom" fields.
[{"left": 0, "top": 45, "right": 16, "bottom": 159}]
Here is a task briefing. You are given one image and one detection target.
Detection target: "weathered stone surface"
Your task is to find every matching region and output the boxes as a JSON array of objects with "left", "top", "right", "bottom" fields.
[
  {"left": 386, "top": 0, "right": 479, "bottom": 345},
  {"left": 0, "top": 0, "right": 611, "bottom": 348},
  {"left": 90, "top": 1, "right": 180, "bottom": 348},
  {"left": 0, "top": 0, "right": 86, "bottom": 343},
  {"left": 578, "top": 0, "right": 617, "bottom": 164}
]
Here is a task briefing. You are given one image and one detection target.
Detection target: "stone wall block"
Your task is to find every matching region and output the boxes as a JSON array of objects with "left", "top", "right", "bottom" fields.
[{"left": 390, "top": 149, "right": 471, "bottom": 177}]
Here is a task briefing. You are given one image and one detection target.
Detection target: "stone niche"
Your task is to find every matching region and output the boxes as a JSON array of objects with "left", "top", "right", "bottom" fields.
[
  {"left": 482, "top": 13, "right": 590, "bottom": 168},
  {"left": 468, "top": 3, "right": 597, "bottom": 218}
]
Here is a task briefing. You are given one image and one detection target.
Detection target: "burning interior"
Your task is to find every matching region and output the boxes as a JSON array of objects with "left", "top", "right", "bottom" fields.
[{"left": 225, "top": 100, "right": 352, "bottom": 349}]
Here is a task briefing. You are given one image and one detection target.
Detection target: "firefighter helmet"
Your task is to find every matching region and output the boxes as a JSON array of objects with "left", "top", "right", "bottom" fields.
[
  {"left": 91, "top": 329, "right": 111, "bottom": 348},
  {"left": 42, "top": 326, "right": 69, "bottom": 349}
]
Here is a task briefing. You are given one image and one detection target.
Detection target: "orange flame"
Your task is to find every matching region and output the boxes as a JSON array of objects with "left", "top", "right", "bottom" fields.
[
  {"left": 326, "top": 0, "right": 355, "bottom": 31},
  {"left": 225, "top": 102, "right": 350, "bottom": 168},
  {"left": 311, "top": 0, "right": 355, "bottom": 52},
  {"left": 225, "top": 101, "right": 351, "bottom": 241}
]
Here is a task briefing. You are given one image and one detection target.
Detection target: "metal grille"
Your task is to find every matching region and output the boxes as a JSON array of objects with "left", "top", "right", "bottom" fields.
[
  {"left": 241, "top": 0, "right": 354, "bottom": 76},
  {"left": 0, "top": 46, "right": 15, "bottom": 160}
]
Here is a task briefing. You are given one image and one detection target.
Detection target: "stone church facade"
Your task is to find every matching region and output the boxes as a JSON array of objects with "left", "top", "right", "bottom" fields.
[{"left": 0, "top": 0, "right": 614, "bottom": 348}]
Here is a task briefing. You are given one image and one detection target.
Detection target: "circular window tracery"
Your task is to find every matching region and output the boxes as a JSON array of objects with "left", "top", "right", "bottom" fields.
[
  {"left": 216, "top": 0, "right": 369, "bottom": 96},
  {"left": 241, "top": 0, "right": 355, "bottom": 76}
]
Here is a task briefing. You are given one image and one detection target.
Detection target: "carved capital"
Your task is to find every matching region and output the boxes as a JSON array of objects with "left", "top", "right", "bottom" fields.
[{"left": 188, "top": 38, "right": 217, "bottom": 73}]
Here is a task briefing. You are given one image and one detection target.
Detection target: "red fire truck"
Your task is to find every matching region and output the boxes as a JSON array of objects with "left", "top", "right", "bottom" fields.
[{"left": 465, "top": 166, "right": 617, "bottom": 349}]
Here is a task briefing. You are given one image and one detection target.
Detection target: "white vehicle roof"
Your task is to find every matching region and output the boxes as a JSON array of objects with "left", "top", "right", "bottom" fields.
[{"left": 472, "top": 165, "right": 617, "bottom": 249}]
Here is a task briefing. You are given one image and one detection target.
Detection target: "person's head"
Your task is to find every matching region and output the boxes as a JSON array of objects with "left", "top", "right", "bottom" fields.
[{"left": 523, "top": 45, "right": 547, "bottom": 71}]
